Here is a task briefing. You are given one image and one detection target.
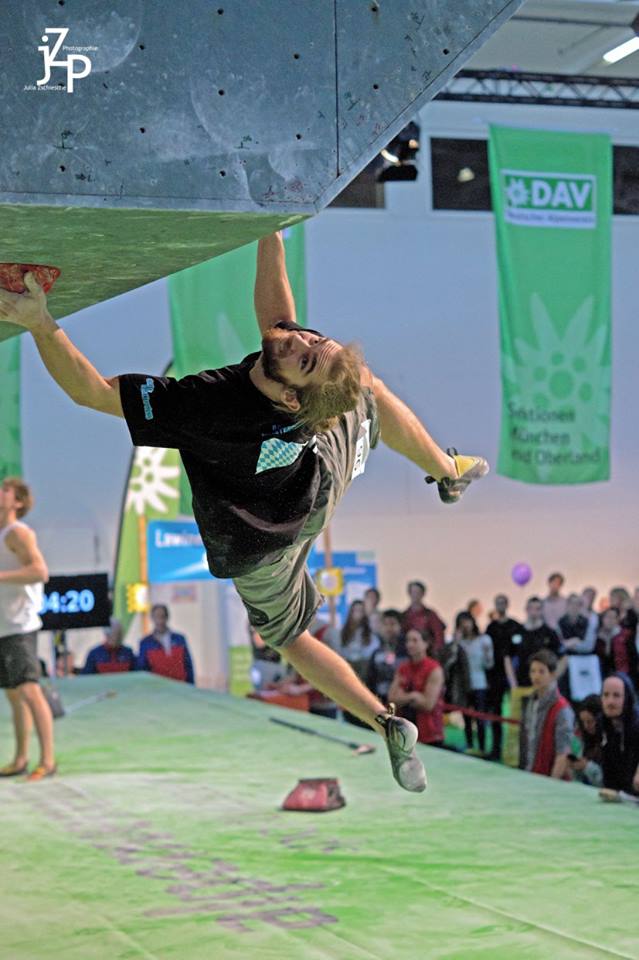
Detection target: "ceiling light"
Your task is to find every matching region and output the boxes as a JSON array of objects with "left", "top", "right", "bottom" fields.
[
  {"left": 376, "top": 121, "right": 421, "bottom": 183},
  {"left": 380, "top": 148, "right": 400, "bottom": 166},
  {"left": 603, "top": 36, "right": 639, "bottom": 65},
  {"left": 457, "top": 167, "right": 475, "bottom": 183}
]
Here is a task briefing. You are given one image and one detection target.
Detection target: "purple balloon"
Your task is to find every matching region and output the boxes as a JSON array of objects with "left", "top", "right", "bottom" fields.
[{"left": 511, "top": 562, "right": 532, "bottom": 587}]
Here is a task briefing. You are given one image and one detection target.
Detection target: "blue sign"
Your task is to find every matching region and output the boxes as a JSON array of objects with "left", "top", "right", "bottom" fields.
[
  {"left": 147, "top": 520, "right": 212, "bottom": 583},
  {"left": 307, "top": 549, "right": 377, "bottom": 627}
]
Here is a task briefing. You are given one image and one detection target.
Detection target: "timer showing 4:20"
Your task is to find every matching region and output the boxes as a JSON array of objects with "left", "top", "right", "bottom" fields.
[{"left": 40, "top": 589, "right": 96, "bottom": 615}]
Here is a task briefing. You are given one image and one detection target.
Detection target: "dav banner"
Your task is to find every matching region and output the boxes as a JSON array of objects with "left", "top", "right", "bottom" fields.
[{"left": 488, "top": 126, "right": 612, "bottom": 484}]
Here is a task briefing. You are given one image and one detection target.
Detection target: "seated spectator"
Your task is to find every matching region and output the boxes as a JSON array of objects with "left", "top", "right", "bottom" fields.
[
  {"left": 401, "top": 580, "right": 445, "bottom": 656},
  {"left": 520, "top": 649, "right": 574, "bottom": 779},
  {"left": 82, "top": 619, "right": 136, "bottom": 675},
  {"left": 600, "top": 673, "right": 639, "bottom": 796},
  {"left": 55, "top": 648, "right": 79, "bottom": 677},
  {"left": 388, "top": 629, "right": 445, "bottom": 746},
  {"left": 250, "top": 627, "right": 286, "bottom": 691},
  {"left": 485, "top": 593, "right": 521, "bottom": 761},
  {"left": 569, "top": 694, "right": 603, "bottom": 787},
  {"left": 505, "top": 596, "right": 566, "bottom": 689},
  {"left": 138, "top": 604, "right": 194, "bottom": 685},
  {"left": 366, "top": 608, "right": 404, "bottom": 704},
  {"left": 305, "top": 616, "right": 339, "bottom": 719},
  {"left": 456, "top": 611, "right": 493, "bottom": 754},
  {"left": 363, "top": 587, "right": 382, "bottom": 636},
  {"left": 557, "top": 593, "right": 600, "bottom": 701},
  {"left": 542, "top": 572, "right": 568, "bottom": 630},
  {"left": 595, "top": 607, "right": 635, "bottom": 682}
]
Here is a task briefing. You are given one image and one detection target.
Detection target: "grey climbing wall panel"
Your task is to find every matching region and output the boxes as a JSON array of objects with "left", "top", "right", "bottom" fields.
[{"left": 0, "top": 0, "right": 523, "bottom": 336}]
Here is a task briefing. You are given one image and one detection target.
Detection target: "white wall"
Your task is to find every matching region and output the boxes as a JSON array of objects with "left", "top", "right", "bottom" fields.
[{"left": 19, "top": 98, "right": 639, "bottom": 649}]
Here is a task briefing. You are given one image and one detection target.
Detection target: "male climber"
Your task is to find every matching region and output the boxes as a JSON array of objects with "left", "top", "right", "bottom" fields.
[{"left": 0, "top": 233, "right": 488, "bottom": 792}]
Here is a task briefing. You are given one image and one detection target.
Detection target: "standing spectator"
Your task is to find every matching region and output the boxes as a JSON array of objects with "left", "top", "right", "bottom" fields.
[
  {"left": 440, "top": 625, "right": 471, "bottom": 723},
  {"left": 138, "top": 604, "right": 195, "bottom": 684},
  {"left": 83, "top": 618, "right": 136, "bottom": 674},
  {"left": 595, "top": 607, "right": 634, "bottom": 682},
  {"left": 0, "top": 476, "right": 56, "bottom": 782},
  {"left": 504, "top": 597, "right": 566, "bottom": 767},
  {"left": 600, "top": 673, "right": 639, "bottom": 796},
  {"left": 389, "top": 629, "right": 445, "bottom": 746},
  {"left": 506, "top": 597, "right": 566, "bottom": 689},
  {"left": 485, "top": 594, "right": 521, "bottom": 761},
  {"left": 609, "top": 586, "right": 638, "bottom": 637},
  {"left": 580, "top": 586, "right": 599, "bottom": 654},
  {"left": 466, "top": 599, "right": 484, "bottom": 631},
  {"left": 542, "top": 572, "right": 567, "bottom": 631},
  {"left": 557, "top": 593, "right": 599, "bottom": 701},
  {"left": 339, "top": 599, "right": 379, "bottom": 726},
  {"left": 363, "top": 587, "right": 382, "bottom": 636},
  {"left": 401, "top": 580, "right": 446, "bottom": 656},
  {"left": 520, "top": 649, "right": 574, "bottom": 779},
  {"left": 456, "top": 611, "right": 493, "bottom": 754},
  {"left": 569, "top": 695, "right": 603, "bottom": 787},
  {"left": 366, "top": 608, "right": 404, "bottom": 703},
  {"left": 338, "top": 599, "right": 380, "bottom": 682}
]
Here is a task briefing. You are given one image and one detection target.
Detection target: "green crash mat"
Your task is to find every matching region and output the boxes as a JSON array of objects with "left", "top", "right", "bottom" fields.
[{"left": 1, "top": 673, "right": 637, "bottom": 960}]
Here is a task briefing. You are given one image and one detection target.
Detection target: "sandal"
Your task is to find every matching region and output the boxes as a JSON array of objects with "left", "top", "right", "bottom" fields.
[
  {"left": 0, "top": 761, "right": 29, "bottom": 777},
  {"left": 24, "top": 763, "right": 57, "bottom": 782}
]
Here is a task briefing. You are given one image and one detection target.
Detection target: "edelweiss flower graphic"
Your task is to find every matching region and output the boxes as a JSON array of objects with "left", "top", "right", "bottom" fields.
[
  {"left": 505, "top": 177, "right": 529, "bottom": 207},
  {"left": 502, "top": 293, "right": 610, "bottom": 479},
  {"left": 0, "top": 341, "right": 21, "bottom": 477},
  {"left": 126, "top": 446, "right": 180, "bottom": 516}
]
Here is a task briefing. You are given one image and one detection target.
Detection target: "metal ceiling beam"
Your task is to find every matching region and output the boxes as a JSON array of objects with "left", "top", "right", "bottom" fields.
[{"left": 436, "top": 68, "right": 639, "bottom": 107}]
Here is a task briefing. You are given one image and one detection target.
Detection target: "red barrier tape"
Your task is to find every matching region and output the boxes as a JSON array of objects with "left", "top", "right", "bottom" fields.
[{"left": 443, "top": 702, "right": 521, "bottom": 726}]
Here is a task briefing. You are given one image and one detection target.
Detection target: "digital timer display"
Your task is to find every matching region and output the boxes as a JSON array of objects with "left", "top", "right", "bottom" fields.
[{"left": 40, "top": 573, "right": 111, "bottom": 631}]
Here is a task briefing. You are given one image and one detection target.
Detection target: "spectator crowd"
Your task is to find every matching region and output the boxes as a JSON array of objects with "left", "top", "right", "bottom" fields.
[
  {"left": 254, "top": 574, "right": 639, "bottom": 799},
  {"left": 61, "top": 604, "right": 195, "bottom": 685}
]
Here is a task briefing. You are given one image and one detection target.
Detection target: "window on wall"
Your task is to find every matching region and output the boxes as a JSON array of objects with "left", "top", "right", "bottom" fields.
[
  {"left": 330, "top": 165, "right": 386, "bottom": 208},
  {"left": 430, "top": 138, "right": 639, "bottom": 215}
]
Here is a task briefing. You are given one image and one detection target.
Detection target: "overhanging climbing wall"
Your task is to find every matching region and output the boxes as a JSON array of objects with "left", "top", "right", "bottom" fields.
[{"left": 0, "top": 0, "right": 523, "bottom": 337}]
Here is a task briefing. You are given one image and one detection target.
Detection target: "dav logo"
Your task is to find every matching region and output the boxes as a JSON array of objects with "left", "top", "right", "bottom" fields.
[{"left": 501, "top": 169, "right": 596, "bottom": 229}]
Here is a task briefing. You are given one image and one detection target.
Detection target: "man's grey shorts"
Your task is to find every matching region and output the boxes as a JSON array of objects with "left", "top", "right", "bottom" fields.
[{"left": 233, "top": 389, "right": 379, "bottom": 649}]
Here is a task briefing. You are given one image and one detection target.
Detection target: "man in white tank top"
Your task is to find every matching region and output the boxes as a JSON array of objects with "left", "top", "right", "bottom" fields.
[{"left": 0, "top": 477, "right": 56, "bottom": 780}]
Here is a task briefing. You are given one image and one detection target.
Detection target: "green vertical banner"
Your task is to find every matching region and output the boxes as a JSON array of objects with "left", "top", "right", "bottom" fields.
[
  {"left": 168, "top": 226, "right": 307, "bottom": 512},
  {"left": 0, "top": 338, "right": 21, "bottom": 479},
  {"left": 489, "top": 126, "right": 612, "bottom": 484},
  {"left": 112, "top": 381, "right": 181, "bottom": 633}
]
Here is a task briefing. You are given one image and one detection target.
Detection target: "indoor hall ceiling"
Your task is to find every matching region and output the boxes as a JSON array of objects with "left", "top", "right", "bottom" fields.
[{"left": 467, "top": 0, "right": 639, "bottom": 76}]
